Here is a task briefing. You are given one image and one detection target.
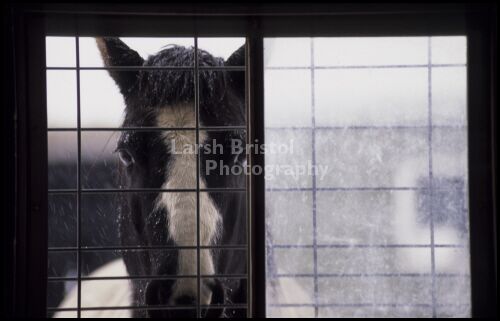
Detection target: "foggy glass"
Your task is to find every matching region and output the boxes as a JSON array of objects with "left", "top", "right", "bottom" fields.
[{"left": 264, "top": 37, "right": 470, "bottom": 318}]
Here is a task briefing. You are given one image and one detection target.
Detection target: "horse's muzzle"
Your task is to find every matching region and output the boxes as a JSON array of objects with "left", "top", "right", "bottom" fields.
[{"left": 145, "top": 279, "right": 226, "bottom": 318}]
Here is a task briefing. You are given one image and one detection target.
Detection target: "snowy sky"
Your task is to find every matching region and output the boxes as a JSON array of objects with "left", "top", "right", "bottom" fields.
[{"left": 46, "top": 37, "right": 246, "bottom": 128}]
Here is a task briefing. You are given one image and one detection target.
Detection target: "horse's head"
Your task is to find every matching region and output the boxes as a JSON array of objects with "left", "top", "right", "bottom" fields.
[{"left": 96, "top": 38, "right": 246, "bottom": 317}]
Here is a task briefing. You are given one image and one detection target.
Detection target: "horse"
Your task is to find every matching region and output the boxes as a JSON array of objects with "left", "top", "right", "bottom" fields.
[{"left": 90, "top": 37, "right": 248, "bottom": 318}]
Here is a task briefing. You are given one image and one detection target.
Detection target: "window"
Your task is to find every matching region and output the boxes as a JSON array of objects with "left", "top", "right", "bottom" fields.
[
  {"left": 46, "top": 36, "right": 249, "bottom": 318},
  {"left": 5, "top": 4, "right": 496, "bottom": 319}
]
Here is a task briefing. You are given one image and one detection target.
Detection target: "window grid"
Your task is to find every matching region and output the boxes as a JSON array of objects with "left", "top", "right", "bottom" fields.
[
  {"left": 46, "top": 36, "right": 471, "bottom": 317},
  {"left": 194, "top": 36, "right": 201, "bottom": 318},
  {"left": 264, "top": 37, "right": 470, "bottom": 318},
  {"left": 426, "top": 36, "right": 437, "bottom": 317},
  {"left": 310, "top": 38, "right": 319, "bottom": 318},
  {"left": 75, "top": 36, "right": 82, "bottom": 319},
  {"left": 46, "top": 36, "right": 250, "bottom": 317}
]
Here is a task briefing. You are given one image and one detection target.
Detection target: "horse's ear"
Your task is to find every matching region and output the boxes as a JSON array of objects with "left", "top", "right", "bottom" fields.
[
  {"left": 225, "top": 45, "right": 245, "bottom": 95},
  {"left": 96, "top": 37, "right": 144, "bottom": 97}
]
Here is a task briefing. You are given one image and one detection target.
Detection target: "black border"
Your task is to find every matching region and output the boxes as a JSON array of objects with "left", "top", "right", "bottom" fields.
[{"left": 3, "top": 2, "right": 497, "bottom": 318}]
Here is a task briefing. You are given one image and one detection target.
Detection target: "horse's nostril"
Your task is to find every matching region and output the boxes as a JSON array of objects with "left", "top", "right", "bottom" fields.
[
  {"left": 175, "top": 295, "right": 197, "bottom": 306},
  {"left": 203, "top": 279, "right": 226, "bottom": 318},
  {"left": 145, "top": 279, "right": 227, "bottom": 318},
  {"left": 145, "top": 279, "right": 174, "bottom": 306}
]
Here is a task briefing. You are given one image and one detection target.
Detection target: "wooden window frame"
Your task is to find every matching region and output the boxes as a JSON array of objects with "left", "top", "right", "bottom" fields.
[{"left": 4, "top": 3, "right": 496, "bottom": 318}]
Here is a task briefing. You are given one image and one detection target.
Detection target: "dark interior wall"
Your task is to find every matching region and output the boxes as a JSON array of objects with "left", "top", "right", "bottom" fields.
[
  {"left": 2, "top": 3, "right": 15, "bottom": 318},
  {"left": 1, "top": 2, "right": 497, "bottom": 318}
]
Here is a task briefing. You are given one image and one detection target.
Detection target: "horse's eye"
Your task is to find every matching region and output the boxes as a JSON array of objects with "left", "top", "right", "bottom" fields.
[{"left": 118, "top": 149, "right": 135, "bottom": 167}]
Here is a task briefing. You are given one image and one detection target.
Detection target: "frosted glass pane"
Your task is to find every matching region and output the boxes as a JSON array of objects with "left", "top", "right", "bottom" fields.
[
  {"left": 267, "top": 278, "right": 315, "bottom": 305},
  {"left": 314, "top": 37, "right": 428, "bottom": 66},
  {"left": 432, "top": 67, "right": 467, "bottom": 125},
  {"left": 317, "top": 248, "right": 431, "bottom": 274},
  {"left": 265, "top": 37, "right": 469, "bottom": 318},
  {"left": 317, "top": 277, "right": 432, "bottom": 304},
  {"left": 315, "top": 68, "right": 428, "bottom": 126},
  {"left": 268, "top": 307, "right": 315, "bottom": 318},
  {"left": 271, "top": 248, "right": 314, "bottom": 274},
  {"left": 316, "top": 191, "right": 431, "bottom": 245},
  {"left": 435, "top": 248, "right": 470, "bottom": 274},
  {"left": 264, "top": 129, "right": 313, "bottom": 189},
  {"left": 437, "top": 303, "right": 471, "bottom": 318},
  {"left": 46, "top": 37, "right": 76, "bottom": 67},
  {"left": 432, "top": 128, "right": 469, "bottom": 245},
  {"left": 435, "top": 277, "right": 471, "bottom": 304},
  {"left": 315, "top": 128, "right": 428, "bottom": 188},
  {"left": 319, "top": 306, "right": 432, "bottom": 318},
  {"left": 265, "top": 70, "right": 312, "bottom": 127},
  {"left": 431, "top": 36, "right": 467, "bottom": 65},
  {"left": 266, "top": 191, "right": 313, "bottom": 245},
  {"left": 264, "top": 38, "right": 311, "bottom": 67}
]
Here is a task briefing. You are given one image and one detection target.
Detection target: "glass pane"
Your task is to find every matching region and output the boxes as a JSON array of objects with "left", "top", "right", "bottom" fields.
[
  {"left": 46, "top": 36, "right": 76, "bottom": 67},
  {"left": 198, "top": 37, "right": 245, "bottom": 62},
  {"left": 316, "top": 128, "right": 428, "bottom": 188},
  {"left": 79, "top": 70, "right": 127, "bottom": 128},
  {"left": 315, "top": 69, "right": 428, "bottom": 127},
  {"left": 47, "top": 281, "right": 77, "bottom": 309},
  {"left": 432, "top": 67, "right": 467, "bottom": 126},
  {"left": 48, "top": 251, "right": 77, "bottom": 277},
  {"left": 265, "top": 129, "right": 313, "bottom": 189},
  {"left": 80, "top": 130, "right": 121, "bottom": 189},
  {"left": 314, "top": 37, "right": 428, "bottom": 67},
  {"left": 199, "top": 71, "right": 246, "bottom": 127},
  {"left": 199, "top": 130, "right": 247, "bottom": 188},
  {"left": 79, "top": 37, "right": 194, "bottom": 67},
  {"left": 266, "top": 191, "right": 313, "bottom": 245},
  {"left": 81, "top": 279, "right": 132, "bottom": 308},
  {"left": 201, "top": 192, "right": 247, "bottom": 246},
  {"left": 80, "top": 193, "right": 121, "bottom": 247},
  {"left": 431, "top": 36, "right": 467, "bottom": 65},
  {"left": 80, "top": 192, "right": 195, "bottom": 247},
  {"left": 48, "top": 131, "right": 77, "bottom": 190},
  {"left": 81, "top": 250, "right": 197, "bottom": 277},
  {"left": 80, "top": 130, "right": 203, "bottom": 190},
  {"left": 264, "top": 37, "right": 470, "bottom": 318},
  {"left": 264, "top": 70, "right": 312, "bottom": 127},
  {"left": 49, "top": 310, "right": 78, "bottom": 318},
  {"left": 80, "top": 71, "right": 194, "bottom": 128},
  {"left": 48, "top": 194, "right": 76, "bottom": 247},
  {"left": 202, "top": 277, "right": 247, "bottom": 317},
  {"left": 316, "top": 190, "right": 430, "bottom": 245},
  {"left": 264, "top": 38, "right": 311, "bottom": 68},
  {"left": 47, "top": 70, "right": 77, "bottom": 128}
]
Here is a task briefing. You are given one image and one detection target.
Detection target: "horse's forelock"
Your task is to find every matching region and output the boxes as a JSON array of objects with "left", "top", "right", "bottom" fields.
[{"left": 134, "top": 46, "right": 227, "bottom": 110}]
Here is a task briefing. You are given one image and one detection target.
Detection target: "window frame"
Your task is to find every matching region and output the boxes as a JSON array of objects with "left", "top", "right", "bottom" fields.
[{"left": 6, "top": 3, "right": 496, "bottom": 318}]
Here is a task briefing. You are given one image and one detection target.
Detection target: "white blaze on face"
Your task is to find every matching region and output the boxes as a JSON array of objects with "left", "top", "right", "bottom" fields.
[{"left": 154, "top": 104, "right": 221, "bottom": 305}]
